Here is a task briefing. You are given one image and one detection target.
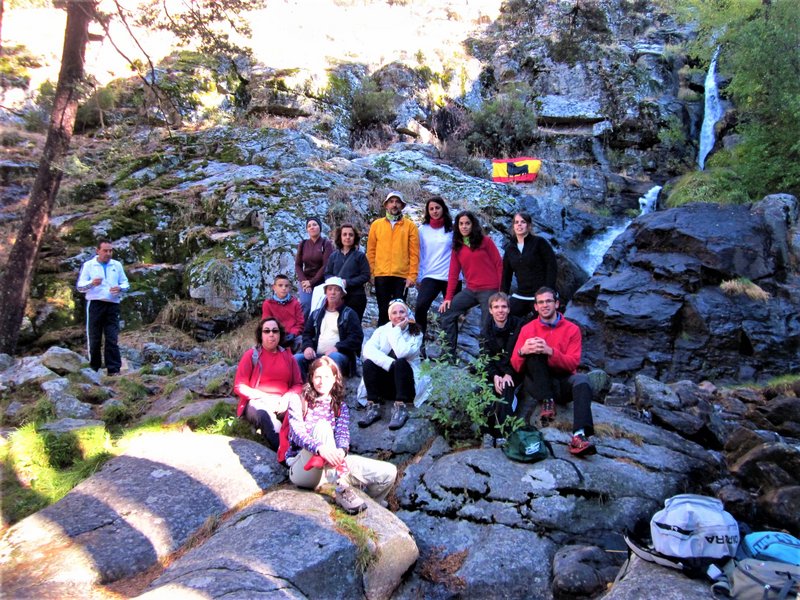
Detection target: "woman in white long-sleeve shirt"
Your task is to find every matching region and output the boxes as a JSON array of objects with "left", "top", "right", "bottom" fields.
[
  {"left": 358, "top": 299, "right": 423, "bottom": 431},
  {"left": 415, "top": 197, "right": 459, "bottom": 356}
]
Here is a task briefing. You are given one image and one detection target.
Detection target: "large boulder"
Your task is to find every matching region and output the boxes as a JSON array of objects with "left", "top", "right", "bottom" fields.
[
  {"left": 0, "top": 431, "right": 285, "bottom": 598},
  {"left": 568, "top": 198, "right": 800, "bottom": 383},
  {"left": 142, "top": 488, "right": 418, "bottom": 600}
]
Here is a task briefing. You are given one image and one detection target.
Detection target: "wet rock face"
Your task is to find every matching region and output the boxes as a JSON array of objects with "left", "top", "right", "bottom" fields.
[{"left": 567, "top": 197, "right": 800, "bottom": 383}]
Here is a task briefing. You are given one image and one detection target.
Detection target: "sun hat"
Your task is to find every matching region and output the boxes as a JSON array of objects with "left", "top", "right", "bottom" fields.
[
  {"left": 383, "top": 191, "right": 406, "bottom": 207},
  {"left": 323, "top": 276, "right": 347, "bottom": 295}
]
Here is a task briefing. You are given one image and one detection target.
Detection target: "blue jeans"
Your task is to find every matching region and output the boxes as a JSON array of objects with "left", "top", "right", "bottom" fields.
[
  {"left": 298, "top": 289, "right": 313, "bottom": 321},
  {"left": 294, "top": 351, "right": 350, "bottom": 381}
]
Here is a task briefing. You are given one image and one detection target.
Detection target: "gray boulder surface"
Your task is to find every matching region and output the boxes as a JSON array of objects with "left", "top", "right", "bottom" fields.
[
  {"left": 141, "top": 488, "right": 418, "bottom": 600},
  {"left": 0, "top": 431, "right": 285, "bottom": 598}
]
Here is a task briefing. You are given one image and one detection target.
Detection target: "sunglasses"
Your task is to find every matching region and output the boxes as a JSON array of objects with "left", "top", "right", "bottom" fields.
[{"left": 261, "top": 328, "right": 281, "bottom": 334}]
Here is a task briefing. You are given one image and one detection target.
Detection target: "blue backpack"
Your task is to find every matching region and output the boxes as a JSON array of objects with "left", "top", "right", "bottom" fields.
[{"left": 742, "top": 532, "right": 800, "bottom": 566}]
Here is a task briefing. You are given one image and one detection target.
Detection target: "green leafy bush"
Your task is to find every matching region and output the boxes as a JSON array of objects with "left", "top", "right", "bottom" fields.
[
  {"left": 466, "top": 87, "right": 538, "bottom": 157},
  {"left": 662, "top": 168, "right": 751, "bottom": 207},
  {"left": 351, "top": 77, "right": 397, "bottom": 130}
]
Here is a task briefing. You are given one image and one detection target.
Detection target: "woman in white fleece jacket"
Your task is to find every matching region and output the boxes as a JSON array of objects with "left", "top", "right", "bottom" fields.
[{"left": 358, "top": 299, "right": 422, "bottom": 430}]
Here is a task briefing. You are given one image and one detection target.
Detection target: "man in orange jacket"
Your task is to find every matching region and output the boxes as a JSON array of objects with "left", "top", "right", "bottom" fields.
[
  {"left": 367, "top": 191, "right": 420, "bottom": 326},
  {"left": 511, "top": 286, "right": 596, "bottom": 457}
]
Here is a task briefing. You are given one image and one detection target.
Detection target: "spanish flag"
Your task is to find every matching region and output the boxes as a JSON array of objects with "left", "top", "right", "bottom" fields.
[{"left": 491, "top": 157, "right": 542, "bottom": 183}]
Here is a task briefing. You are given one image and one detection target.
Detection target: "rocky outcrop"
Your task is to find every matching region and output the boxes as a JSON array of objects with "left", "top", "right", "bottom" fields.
[
  {"left": 567, "top": 196, "right": 800, "bottom": 383},
  {"left": 0, "top": 431, "right": 285, "bottom": 598}
]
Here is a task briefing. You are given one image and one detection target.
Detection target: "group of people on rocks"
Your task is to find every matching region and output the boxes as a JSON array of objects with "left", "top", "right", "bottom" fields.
[{"left": 77, "top": 192, "right": 596, "bottom": 515}]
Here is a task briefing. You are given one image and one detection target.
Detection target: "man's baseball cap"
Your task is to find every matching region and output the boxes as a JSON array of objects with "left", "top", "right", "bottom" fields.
[
  {"left": 383, "top": 191, "right": 406, "bottom": 207},
  {"left": 323, "top": 276, "right": 347, "bottom": 295}
]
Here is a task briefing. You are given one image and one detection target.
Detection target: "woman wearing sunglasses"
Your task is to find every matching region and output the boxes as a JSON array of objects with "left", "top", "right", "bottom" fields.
[{"left": 234, "top": 317, "right": 303, "bottom": 450}]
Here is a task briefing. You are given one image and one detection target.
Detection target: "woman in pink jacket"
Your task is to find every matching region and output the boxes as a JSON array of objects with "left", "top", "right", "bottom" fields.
[
  {"left": 234, "top": 317, "right": 303, "bottom": 450},
  {"left": 439, "top": 211, "right": 502, "bottom": 361}
]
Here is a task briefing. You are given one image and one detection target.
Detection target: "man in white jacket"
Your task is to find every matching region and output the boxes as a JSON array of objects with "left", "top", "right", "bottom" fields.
[{"left": 76, "top": 239, "right": 130, "bottom": 375}]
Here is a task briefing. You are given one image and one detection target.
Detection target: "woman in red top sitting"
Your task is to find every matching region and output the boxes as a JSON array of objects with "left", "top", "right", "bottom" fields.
[
  {"left": 438, "top": 210, "right": 502, "bottom": 361},
  {"left": 234, "top": 317, "right": 303, "bottom": 450}
]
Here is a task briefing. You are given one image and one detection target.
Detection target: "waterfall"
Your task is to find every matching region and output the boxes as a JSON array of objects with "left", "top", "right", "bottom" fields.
[
  {"left": 577, "top": 185, "right": 663, "bottom": 275},
  {"left": 638, "top": 185, "right": 661, "bottom": 215},
  {"left": 698, "top": 47, "right": 722, "bottom": 170}
]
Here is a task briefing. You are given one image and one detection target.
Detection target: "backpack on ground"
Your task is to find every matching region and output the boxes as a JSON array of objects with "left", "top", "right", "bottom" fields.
[
  {"left": 624, "top": 494, "right": 739, "bottom": 578},
  {"left": 711, "top": 557, "right": 800, "bottom": 599},
  {"left": 502, "top": 426, "right": 553, "bottom": 463},
  {"left": 742, "top": 532, "right": 800, "bottom": 566},
  {"left": 709, "top": 532, "right": 800, "bottom": 599}
]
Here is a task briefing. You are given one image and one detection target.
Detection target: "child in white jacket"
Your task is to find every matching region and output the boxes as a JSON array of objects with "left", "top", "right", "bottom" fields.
[{"left": 359, "top": 299, "right": 423, "bottom": 430}]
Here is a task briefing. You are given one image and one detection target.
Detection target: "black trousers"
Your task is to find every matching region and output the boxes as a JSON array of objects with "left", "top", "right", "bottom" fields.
[
  {"left": 362, "top": 357, "right": 416, "bottom": 404},
  {"left": 374, "top": 276, "right": 407, "bottom": 326},
  {"left": 87, "top": 300, "right": 121, "bottom": 373},
  {"left": 415, "top": 277, "right": 461, "bottom": 335},
  {"left": 244, "top": 404, "right": 283, "bottom": 451},
  {"left": 487, "top": 381, "right": 519, "bottom": 435},
  {"left": 509, "top": 296, "right": 537, "bottom": 320},
  {"left": 345, "top": 292, "right": 368, "bottom": 322},
  {"left": 521, "top": 354, "right": 594, "bottom": 436}
]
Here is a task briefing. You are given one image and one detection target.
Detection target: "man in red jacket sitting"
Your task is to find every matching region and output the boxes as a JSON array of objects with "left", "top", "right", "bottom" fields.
[{"left": 510, "top": 287, "right": 596, "bottom": 457}]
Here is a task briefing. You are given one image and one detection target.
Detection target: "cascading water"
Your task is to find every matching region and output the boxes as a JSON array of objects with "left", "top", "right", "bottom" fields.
[
  {"left": 576, "top": 185, "right": 662, "bottom": 275},
  {"left": 698, "top": 47, "right": 722, "bottom": 170}
]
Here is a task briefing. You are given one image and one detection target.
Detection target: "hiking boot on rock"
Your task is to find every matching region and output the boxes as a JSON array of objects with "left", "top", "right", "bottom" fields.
[
  {"left": 335, "top": 484, "right": 366, "bottom": 514},
  {"left": 568, "top": 433, "right": 597, "bottom": 457},
  {"left": 388, "top": 401, "right": 409, "bottom": 430},
  {"left": 540, "top": 398, "right": 555, "bottom": 422},
  {"left": 358, "top": 401, "right": 381, "bottom": 428}
]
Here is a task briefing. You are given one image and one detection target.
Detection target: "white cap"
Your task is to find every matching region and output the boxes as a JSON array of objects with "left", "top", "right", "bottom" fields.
[{"left": 323, "top": 276, "right": 347, "bottom": 295}]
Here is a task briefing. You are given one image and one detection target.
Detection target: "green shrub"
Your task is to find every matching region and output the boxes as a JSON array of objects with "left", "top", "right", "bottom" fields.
[
  {"left": 662, "top": 168, "right": 751, "bottom": 207},
  {"left": 465, "top": 87, "right": 538, "bottom": 157},
  {"left": 351, "top": 78, "right": 397, "bottom": 129},
  {"left": 421, "top": 350, "right": 503, "bottom": 444}
]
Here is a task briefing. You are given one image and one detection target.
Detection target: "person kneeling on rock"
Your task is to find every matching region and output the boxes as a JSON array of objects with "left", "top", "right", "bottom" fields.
[
  {"left": 284, "top": 356, "right": 397, "bottom": 514},
  {"left": 359, "top": 299, "right": 424, "bottom": 430}
]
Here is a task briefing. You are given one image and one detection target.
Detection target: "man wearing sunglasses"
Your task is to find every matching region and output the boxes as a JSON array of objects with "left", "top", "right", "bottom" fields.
[{"left": 510, "top": 287, "right": 596, "bottom": 457}]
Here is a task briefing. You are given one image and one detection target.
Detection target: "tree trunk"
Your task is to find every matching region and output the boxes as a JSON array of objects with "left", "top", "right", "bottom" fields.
[{"left": 0, "top": 1, "right": 94, "bottom": 354}]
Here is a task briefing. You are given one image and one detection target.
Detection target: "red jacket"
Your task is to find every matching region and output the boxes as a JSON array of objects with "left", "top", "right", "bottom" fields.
[
  {"left": 261, "top": 297, "right": 304, "bottom": 336},
  {"left": 446, "top": 237, "right": 502, "bottom": 300},
  {"left": 234, "top": 347, "right": 303, "bottom": 417},
  {"left": 510, "top": 315, "right": 582, "bottom": 376}
]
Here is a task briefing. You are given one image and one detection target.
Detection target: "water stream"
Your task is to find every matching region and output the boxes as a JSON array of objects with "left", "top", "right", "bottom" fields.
[
  {"left": 698, "top": 47, "right": 722, "bottom": 170},
  {"left": 575, "top": 185, "right": 662, "bottom": 276}
]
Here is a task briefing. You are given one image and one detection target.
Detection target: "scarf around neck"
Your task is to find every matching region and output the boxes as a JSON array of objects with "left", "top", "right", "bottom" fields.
[
  {"left": 386, "top": 211, "right": 402, "bottom": 222},
  {"left": 429, "top": 217, "right": 445, "bottom": 229},
  {"left": 462, "top": 236, "right": 471, "bottom": 248},
  {"left": 272, "top": 293, "right": 293, "bottom": 305}
]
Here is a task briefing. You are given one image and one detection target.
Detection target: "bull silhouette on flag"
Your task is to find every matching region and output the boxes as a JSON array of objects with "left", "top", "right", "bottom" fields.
[{"left": 492, "top": 157, "right": 542, "bottom": 183}]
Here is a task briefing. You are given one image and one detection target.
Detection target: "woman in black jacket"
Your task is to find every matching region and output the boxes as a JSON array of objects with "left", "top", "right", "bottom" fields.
[
  {"left": 324, "top": 223, "right": 371, "bottom": 321},
  {"left": 501, "top": 212, "right": 558, "bottom": 319}
]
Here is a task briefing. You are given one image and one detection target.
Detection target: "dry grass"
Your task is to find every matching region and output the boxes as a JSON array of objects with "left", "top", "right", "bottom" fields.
[
  {"left": 418, "top": 546, "right": 467, "bottom": 591},
  {"left": 720, "top": 278, "right": 771, "bottom": 302},
  {"left": 594, "top": 423, "right": 644, "bottom": 446},
  {"left": 202, "top": 317, "right": 261, "bottom": 362}
]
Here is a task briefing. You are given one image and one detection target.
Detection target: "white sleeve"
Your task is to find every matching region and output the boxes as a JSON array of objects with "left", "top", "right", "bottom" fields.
[
  {"left": 387, "top": 325, "right": 423, "bottom": 359},
  {"left": 362, "top": 325, "right": 394, "bottom": 371},
  {"left": 76, "top": 261, "right": 94, "bottom": 292}
]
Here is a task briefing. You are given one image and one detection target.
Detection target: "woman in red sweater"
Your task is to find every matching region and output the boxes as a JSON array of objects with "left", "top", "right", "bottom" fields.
[
  {"left": 439, "top": 211, "right": 502, "bottom": 360},
  {"left": 234, "top": 317, "right": 303, "bottom": 450}
]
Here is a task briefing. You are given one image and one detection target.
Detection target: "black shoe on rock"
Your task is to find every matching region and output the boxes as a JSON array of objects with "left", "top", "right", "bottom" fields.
[{"left": 358, "top": 401, "right": 381, "bottom": 427}]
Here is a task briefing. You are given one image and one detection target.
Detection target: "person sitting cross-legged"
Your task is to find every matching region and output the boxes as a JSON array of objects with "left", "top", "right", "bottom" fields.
[
  {"left": 294, "top": 276, "right": 363, "bottom": 381},
  {"left": 359, "top": 299, "right": 423, "bottom": 431},
  {"left": 284, "top": 356, "right": 398, "bottom": 514},
  {"left": 510, "top": 286, "right": 596, "bottom": 457}
]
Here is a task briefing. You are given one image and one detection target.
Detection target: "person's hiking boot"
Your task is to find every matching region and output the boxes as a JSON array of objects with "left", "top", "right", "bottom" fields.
[
  {"left": 358, "top": 401, "right": 381, "bottom": 427},
  {"left": 568, "top": 433, "right": 597, "bottom": 457},
  {"left": 540, "top": 399, "right": 556, "bottom": 422},
  {"left": 335, "top": 485, "right": 366, "bottom": 514},
  {"left": 304, "top": 454, "right": 327, "bottom": 471},
  {"left": 388, "top": 401, "right": 409, "bottom": 430}
]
